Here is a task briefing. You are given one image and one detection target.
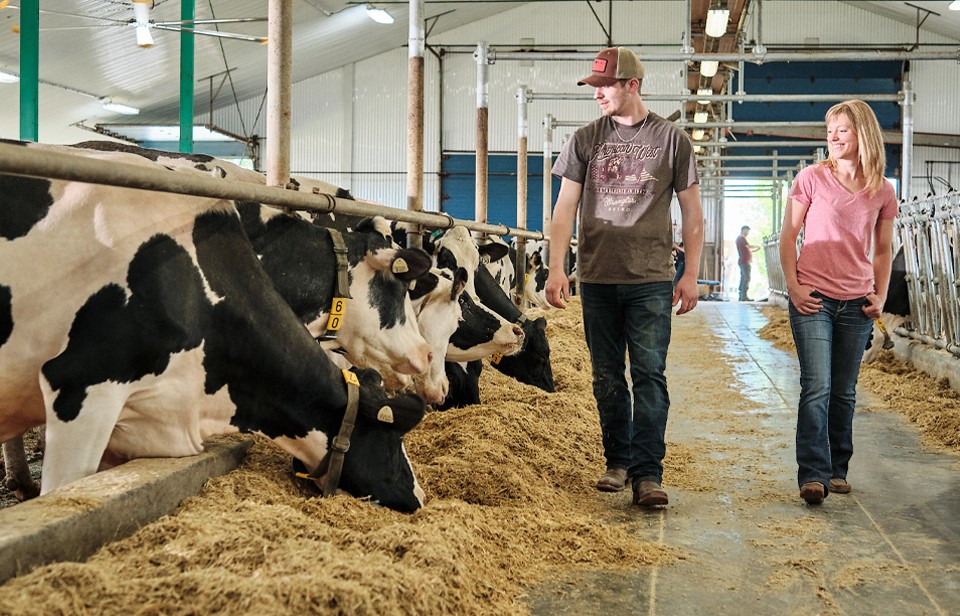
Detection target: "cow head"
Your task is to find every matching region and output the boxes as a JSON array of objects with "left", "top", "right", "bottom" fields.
[
  {"left": 337, "top": 233, "right": 435, "bottom": 387},
  {"left": 240, "top": 207, "right": 433, "bottom": 388},
  {"left": 491, "top": 316, "right": 555, "bottom": 392},
  {"left": 293, "top": 366, "right": 426, "bottom": 512},
  {"left": 408, "top": 267, "right": 469, "bottom": 405},
  {"left": 337, "top": 367, "right": 426, "bottom": 512},
  {"left": 445, "top": 291, "right": 524, "bottom": 362}
]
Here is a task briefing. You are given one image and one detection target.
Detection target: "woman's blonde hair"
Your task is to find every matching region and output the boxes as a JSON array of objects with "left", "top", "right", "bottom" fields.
[{"left": 819, "top": 99, "right": 887, "bottom": 194}]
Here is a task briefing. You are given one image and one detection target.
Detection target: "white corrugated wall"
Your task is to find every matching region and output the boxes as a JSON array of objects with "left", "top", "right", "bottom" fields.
[{"left": 209, "top": 1, "right": 959, "bottom": 215}]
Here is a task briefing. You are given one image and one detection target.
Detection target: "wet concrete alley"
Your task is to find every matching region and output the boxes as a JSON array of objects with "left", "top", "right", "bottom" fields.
[{"left": 528, "top": 301, "right": 960, "bottom": 616}]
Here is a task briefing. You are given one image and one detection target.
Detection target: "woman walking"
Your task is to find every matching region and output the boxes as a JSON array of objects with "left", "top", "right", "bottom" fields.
[{"left": 779, "top": 100, "right": 898, "bottom": 505}]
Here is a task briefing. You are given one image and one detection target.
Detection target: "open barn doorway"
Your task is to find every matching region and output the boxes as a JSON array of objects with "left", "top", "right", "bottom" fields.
[{"left": 721, "top": 179, "right": 778, "bottom": 302}]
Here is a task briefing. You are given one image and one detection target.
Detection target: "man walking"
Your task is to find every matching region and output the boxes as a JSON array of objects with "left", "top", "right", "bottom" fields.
[{"left": 545, "top": 47, "right": 704, "bottom": 507}]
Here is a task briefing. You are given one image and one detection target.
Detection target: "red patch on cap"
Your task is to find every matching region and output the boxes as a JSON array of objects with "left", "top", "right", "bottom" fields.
[{"left": 592, "top": 58, "right": 608, "bottom": 72}]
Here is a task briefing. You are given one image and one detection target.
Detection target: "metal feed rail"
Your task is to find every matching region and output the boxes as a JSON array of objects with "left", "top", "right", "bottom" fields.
[{"left": 0, "top": 142, "right": 546, "bottom": 242}]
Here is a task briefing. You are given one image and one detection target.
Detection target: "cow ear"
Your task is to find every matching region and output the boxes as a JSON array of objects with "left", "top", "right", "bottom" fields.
[
  {"left": 478, "top": 241, "right": 509, "bottom": 263},
  {"left": 408, "top": 271, "right": 439, "bottom": 301},
  {"left": 391, "top": 248, "right": 432, "bottom": 281},
  {"left": 451, "top": 267, "right": 469, "bottom": 301}
]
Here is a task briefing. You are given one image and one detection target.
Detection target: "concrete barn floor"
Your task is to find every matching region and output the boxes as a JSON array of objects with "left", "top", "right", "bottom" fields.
[{"left": 527, "top": 301, "right": 960, "bottom": 616}]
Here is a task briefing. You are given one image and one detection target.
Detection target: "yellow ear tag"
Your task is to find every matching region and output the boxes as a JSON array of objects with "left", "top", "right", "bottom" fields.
[
  {"left": 392, "top": 258, "right": 409, "bottom": 274},
  {"left": 377, "top": 406, "right": 395, "bottom": 423},
  {"left": 490, "top": 352, "right": 503, "bottom": 365},
  {"left": 326, "top": 297, "right": 348, "bottom": 330},
  {"left": 341, "top": 369, "right": 360, "bottom": 387}
]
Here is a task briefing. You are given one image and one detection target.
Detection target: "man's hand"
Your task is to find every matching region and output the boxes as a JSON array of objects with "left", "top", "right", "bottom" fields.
[
  {"left": 545, "top": 268, "right": 570, "bottom": 309},
  {"left": 673, "top": 275, "right": 699, "bottom": 315}
]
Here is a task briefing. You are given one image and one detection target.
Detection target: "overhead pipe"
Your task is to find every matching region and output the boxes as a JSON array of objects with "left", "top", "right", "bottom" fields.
[
  {"left": 698, "top": 140, "right": 823, "bottom": 147},
  {"left": 0, "top": 141, "right": 547, "bottom": 241},
  {"left": 530, "top": 92, "right": 901, "bottom": 103},
  {"left": 699, "top": 155, "right": 812, "bottom": 161},
  {"left": 489, "top": 50, "right": 960, "bottom": 63}
]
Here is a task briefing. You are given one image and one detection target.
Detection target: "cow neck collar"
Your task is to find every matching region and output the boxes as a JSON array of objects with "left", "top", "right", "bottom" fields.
[
  {"left": 316, "top": 228, "right": 353, "bottom": 343},
  {"left": 329, "top": 228, "right": 352, "bottom": 301},
  {"left": 294, "top": 368, "right": 360, "bottom": 497}
]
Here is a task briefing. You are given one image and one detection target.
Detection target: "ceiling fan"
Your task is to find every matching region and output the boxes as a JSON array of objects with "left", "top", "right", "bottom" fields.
[{"left": 3, "top": 0, "right": 268, "bottom": 48}]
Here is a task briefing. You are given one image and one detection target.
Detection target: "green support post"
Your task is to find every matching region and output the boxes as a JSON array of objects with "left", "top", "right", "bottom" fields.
[
  {"left": 19, "top": 0, "right": 39, "bottom": 142},
  {"left": 179, "top": 0, "right": 195, "bottom": 153}
]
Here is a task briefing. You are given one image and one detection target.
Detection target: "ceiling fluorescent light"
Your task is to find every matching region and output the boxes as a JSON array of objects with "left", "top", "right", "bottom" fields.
[
  {"left": 365, "top": 5, "right": 394, "bottom": 24},
  {"left": 692, "top": 129, "right": 706, "bottom": 140},
  {"left": 705, "top": 8, "right": 730, "bottom": 37},
  {"left": 0, "top": 69, "right": 19, "bottom": 83},
  {"left": 697, "top": 88, "right": 713, "bottom": 104},
  {"left": 101, "top": 99, "right": 140, "bottom": 115},
  {"left": 694, "top": 111, "right": 709, "bottom": 124},
  {"left": 700, "top": 60, "right": 719, "bottom": 77}
]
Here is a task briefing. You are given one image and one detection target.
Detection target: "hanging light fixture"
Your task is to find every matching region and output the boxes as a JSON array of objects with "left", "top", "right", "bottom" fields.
[
  {"left": 365, "top": 4, "right": 394, "bottom": 24},
  {"left": 692, "top": 129, "right": 706, "bottom": 140},
  {"left": 694, "top": 110, "right": 709, "bottom": 124},
  {"left": 132, "top": 0, "right": 155, "bottom": 47},
  {"left": 700, "top": 60, "right": 719, "bottom": 78},
  {"left": 705, "top": 0, "right": 730, "bottom": 38},
  {"left": 100, "top": 98, "right": 140, "bottom": 115},
  {"left": 697, "top": 88, "right": 713, "bottom": 104}
]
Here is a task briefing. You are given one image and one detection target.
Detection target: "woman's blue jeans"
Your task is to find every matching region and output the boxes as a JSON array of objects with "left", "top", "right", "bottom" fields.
[
  {"left": 580, "top": 281, "right": 673, "bottom": 484},
  {"left": 789, "top": 292, "right": 874, "bottom": 491}
]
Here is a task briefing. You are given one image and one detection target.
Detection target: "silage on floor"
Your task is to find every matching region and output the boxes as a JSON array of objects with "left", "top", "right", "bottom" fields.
[{"left": 0, "top": 298, "right": 674, "bottom": 616}]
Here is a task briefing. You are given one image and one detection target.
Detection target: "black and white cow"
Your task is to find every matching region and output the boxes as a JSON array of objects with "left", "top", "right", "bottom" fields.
[
  {"left": 67, "top": 141, "right": 434, "bottom": 391},
  {"left": 863, "top": 247, "right": 911, "bottom": 363},
  {"left": 433, "top": 226, "right": 525, "bottom": 360},
  {"left": 474, "top": 266, "right": 554, "bottom": 392},
  {"left": 0, "top": 140, "right": 427, "bottom": 512},
  {"left": 408, "top": 267, "right": 469, "bottom": 405}
]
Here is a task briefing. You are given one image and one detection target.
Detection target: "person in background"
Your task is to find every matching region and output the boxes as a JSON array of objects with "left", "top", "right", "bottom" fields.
[
  {"left": 545, "top": 46, "right": 703, "bottom": 508},
  {"left": 779, "top": 99, "right": 897, "bottom": 505},
  {"left": 735, "top": 225, "right": 758, "bottom": 301}
]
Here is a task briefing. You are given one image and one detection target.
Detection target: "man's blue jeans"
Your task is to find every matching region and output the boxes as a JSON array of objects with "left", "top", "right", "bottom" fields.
[
  {"left": 580, "top": 281, "right": 673, "bottom": 484},
  {"left": 789, "top": 292, "right": 874, "bottom": 491}
]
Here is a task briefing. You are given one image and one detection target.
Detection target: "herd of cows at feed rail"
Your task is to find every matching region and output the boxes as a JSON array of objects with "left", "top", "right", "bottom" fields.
[{"left": 0, "top": 139, "right": 557, "bottom": 513}]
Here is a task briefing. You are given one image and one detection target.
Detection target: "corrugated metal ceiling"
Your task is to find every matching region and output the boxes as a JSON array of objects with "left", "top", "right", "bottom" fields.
[{"left": 0, "top": 1, "right": 957, "bottom": 144}]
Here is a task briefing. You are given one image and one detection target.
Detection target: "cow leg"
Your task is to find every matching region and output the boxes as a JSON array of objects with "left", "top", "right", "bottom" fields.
[
  {"left": 39, "top": 382, "right": 128, "bottom": 494},
  {"left": 3, "top": 435, "right": 41, "bottom": 501}
]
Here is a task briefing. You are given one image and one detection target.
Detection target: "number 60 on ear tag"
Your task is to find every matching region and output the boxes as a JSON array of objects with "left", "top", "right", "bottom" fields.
[{"left": 326, "top": 297, "right": 348, "bottom": 330}]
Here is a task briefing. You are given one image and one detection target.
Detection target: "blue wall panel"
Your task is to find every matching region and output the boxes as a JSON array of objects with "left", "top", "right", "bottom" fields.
[
  {"left": 441, "top": 153, "right": 561, "bottom": 234},
  {"left": 724, "top": 61, "right": 902, "bottom": 178}
]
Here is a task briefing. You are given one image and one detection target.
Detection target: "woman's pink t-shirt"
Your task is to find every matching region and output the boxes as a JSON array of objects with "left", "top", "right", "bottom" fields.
[{"left": 788, "top": 164, "right": 898, "bottom": 300}]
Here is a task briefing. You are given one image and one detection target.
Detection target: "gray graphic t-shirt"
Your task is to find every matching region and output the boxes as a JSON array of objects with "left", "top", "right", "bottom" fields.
[{"left": 552, "top": 113, "right": 698, "bottom": 284}]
